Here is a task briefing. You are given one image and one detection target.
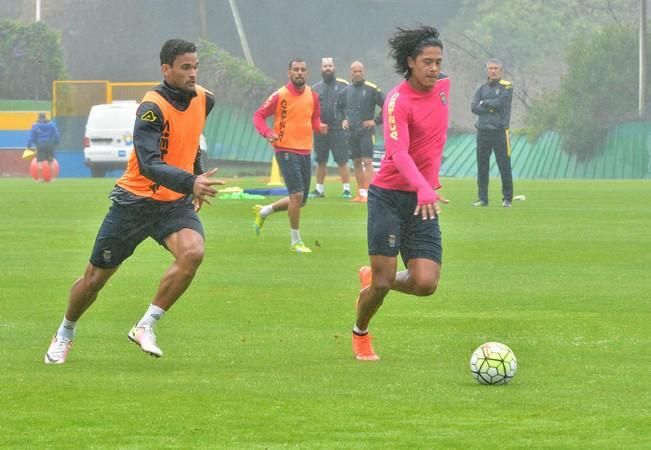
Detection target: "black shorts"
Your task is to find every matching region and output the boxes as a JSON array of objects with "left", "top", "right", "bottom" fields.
[
  {"left": 275, "top": 151, "right": 311, "bottom": 206},
  {"left": 90, "top": 196, "right": 204, "bottom": 269},
  {"left": 314, "top": 129, "right": 349, "bottom": 165},
  {"left": 36, "top": 145, "right": 55, "bottom": 162},
  {"left": 348, "top": 131, "right": 375, "bottom": 160},
  {"left": 367, "top": 185, "right": 442, "bottom": 266}
]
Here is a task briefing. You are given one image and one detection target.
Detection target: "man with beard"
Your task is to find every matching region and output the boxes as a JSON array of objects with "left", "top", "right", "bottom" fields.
[
  {"left": 337, "top": 61, "right": 385, "bottom": 203},
  {"left": 253, "top": 58, "right": 327, "bottom": 253},
  {"left": 309, "top": 57, "right": 351, "bottom": 199}
]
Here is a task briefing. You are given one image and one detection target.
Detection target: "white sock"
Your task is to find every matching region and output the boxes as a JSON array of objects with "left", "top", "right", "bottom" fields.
[
  {"left": 56, "top": 316, "right": 77, "bottom": 340},
  {"left": 290, "top": 229, "right": 302, "bottom": 245},
  {"left": 343, "top": 183, "right": 350, "bottom": 192},
  {"left": 137, "top": 304, "right": 166, "bottom": 328},
  {"left": 316, "top": 184, "right": 324, "bottom": 194},
  {"left": 353, "top": 324, "right": 368, "bottom": 335},
  {"left": 260, "top": 205, "right": 274, "bottom": 218},
  {"left": 359, "top": 189, "right": 368, "bottom": 197}
]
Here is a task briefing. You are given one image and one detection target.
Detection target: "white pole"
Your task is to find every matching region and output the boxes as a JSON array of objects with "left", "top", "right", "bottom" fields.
[
  {"left": 640, "top": 0, "right": 647, "bottom": 117},
  {"left": 228, "top": 0, "right": 255, "bottom": 66},
  {"left": 36, "top": 0, "right": 41, "bottom": 21}
]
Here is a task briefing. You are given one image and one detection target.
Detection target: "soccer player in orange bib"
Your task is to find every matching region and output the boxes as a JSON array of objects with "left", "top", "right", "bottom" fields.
[
  {"left": 44, "top": 39, "right": 223, "bottom": 364},
  {"left": 252, "top": 58, "right": 327, "bottom": 253}
]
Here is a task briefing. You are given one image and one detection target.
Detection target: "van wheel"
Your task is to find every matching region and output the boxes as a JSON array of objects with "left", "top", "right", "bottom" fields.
[{"left": 91, "top": 167, "right": 105, "bottom": 178}]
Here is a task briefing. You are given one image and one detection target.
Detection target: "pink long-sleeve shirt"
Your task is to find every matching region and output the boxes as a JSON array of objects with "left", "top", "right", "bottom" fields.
[{"left": 372, "top": 77, "right": 450, "bottom": 199}]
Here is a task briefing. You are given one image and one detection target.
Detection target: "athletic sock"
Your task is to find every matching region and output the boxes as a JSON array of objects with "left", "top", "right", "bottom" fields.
[
  {"left": 260, "top": 205, "right": 274, "bottom": 218},
  {"left": 56, "top": 316, "right": 77, "bottom": 340},
  {"left": 353, "top": 324, "right": 368, "bottom": 336},
  {"left": 137, "top": 304, "right": 166, "bottom": 328},
  {"left": 343, "top": 183, "right": 350, "bottom": 192},
  {"left": 316, "top": 184, "right": 324, "bottom": 194},
  {"left": 359, "top": 188, "right": 368, "bottom": 197},
  {"left": 290, "top": 229, "right": 302, "bottom": 245}
]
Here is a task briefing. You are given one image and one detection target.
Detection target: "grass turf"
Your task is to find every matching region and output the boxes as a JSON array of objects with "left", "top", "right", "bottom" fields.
[{"left": 1, "top": 176, "right": 650, "bottom": 448}]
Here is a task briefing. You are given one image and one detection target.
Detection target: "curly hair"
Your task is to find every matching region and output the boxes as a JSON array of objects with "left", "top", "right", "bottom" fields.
[{"left": 388, "top": 26, "right": 443, "bottom": 79}]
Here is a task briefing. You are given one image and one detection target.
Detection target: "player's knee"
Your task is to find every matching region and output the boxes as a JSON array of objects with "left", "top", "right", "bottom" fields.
[
  {"left": 413, "top": 279, "right": 438, "bottom": 296},
  {"left": 290, "top": 192, "right": 305, "bottom": 206},
  {"left": 372, "top": 276, "right": 394, "bottom": 294},
  {"left": 179, "top": 245, "right": 205, "bottom": 270},
  {"left": 83, "top": 269, "right": 111, "bottom": 293}
]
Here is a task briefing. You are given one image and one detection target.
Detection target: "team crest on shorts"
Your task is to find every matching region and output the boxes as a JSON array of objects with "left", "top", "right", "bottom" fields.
[
  {"left": 388, "top": 234, "right": 397, "bottom": 248},
  {"left": 102, "top": 249, "right": 112, "bottom": 264}
]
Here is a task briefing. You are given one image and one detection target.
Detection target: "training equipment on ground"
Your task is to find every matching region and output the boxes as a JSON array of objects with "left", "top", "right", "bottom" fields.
[
  {"left": 30, "top": 158, "right": 60, "bottom": 182},
  {"left": 470, "top": 342, "right": 517, "bottom": 385}
]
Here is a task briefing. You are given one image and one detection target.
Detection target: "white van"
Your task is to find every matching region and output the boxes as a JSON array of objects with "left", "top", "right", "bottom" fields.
[
  {"left": 83, "top": 101, "right": 139, "bottom": 177},
  {"left": 83, "top": 101, "right": 208, "bottom": 178}
]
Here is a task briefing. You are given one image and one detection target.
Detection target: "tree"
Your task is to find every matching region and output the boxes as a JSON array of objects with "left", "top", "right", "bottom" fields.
[
  {"left": 526, "top": 25, "right": 648, "bottom": 160},
  {"left": 443, "top": 0, "right": 639, "bottom": 129},
  {"left": 0, "top": 19, "right": 68, "bottom": 100},
  {"left": 196, "top": 39, "right": 276, "bottom": 109}
]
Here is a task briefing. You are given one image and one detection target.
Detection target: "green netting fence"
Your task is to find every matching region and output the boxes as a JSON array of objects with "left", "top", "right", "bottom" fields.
[{"left": 203, "top": 105, "right": 651, "bottom": 179}]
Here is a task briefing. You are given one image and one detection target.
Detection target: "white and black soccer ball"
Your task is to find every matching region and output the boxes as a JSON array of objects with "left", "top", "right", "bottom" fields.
[{"left": 470, "top": 342, "right": 517, "bottom": 385}]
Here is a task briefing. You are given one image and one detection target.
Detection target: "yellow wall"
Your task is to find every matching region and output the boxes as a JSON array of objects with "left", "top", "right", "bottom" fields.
[{"left": 0, "top": 112, "right": 50, "bottom": 130}]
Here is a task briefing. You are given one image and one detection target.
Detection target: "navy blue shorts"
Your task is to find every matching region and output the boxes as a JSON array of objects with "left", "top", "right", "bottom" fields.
[
  {"left": 348, "top": 131, "right": 375, "bottom": 159},
  {"left": 275, "top": 151, "right": 311, "bottom": 205},
  {"left": 314, "top": 129, "right": 349, "bottom": 165},
  {"left": 89, "top": 196, "right": 204, "bottom": 269},
  {"left": 367, "top": 185, "right": 442, "bottom": 266}
]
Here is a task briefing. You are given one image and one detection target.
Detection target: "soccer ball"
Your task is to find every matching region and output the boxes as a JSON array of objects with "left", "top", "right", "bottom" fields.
[{"left": 470, "top": 342, "right": 517, "bottom": 385}]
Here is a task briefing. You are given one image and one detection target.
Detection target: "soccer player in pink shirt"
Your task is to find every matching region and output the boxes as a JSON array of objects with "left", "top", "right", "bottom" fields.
[{"left": 352, "top": 26, "right": 450, "bottom": 361}]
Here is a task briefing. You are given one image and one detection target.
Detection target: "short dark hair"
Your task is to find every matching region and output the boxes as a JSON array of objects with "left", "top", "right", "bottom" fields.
[
  {"left": 160, "top": 39, "right": 197, "bottom": 66},
  {"left": 288, "top": 57, "right": 306, "bottom": 69},
  {"left": 388, "top": 26, "right": 443, "bottom": 79}
]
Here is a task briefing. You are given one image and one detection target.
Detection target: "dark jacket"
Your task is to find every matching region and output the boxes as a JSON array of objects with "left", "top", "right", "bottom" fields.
[
  {"left": 312, "top": 76, "right": 349, "bottom": 129},
  {"left": 471, "top": 79, "right": 513, "bottom": 130},
  {"left": 28, "top": 120, "right": 60, "bottom": 148},
  {"left": 337, "top": 80, "right": 384, "bottom": 133}
]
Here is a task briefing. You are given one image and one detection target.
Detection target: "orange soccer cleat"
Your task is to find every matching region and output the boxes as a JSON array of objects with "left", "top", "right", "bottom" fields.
[{"left": 352, "top": 332, "right": 380, "bottom": 361}]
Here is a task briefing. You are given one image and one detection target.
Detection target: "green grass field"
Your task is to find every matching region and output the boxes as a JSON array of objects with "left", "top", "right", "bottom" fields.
[{"left": 1, "top": 176, "right": 650, "bottom": 449}]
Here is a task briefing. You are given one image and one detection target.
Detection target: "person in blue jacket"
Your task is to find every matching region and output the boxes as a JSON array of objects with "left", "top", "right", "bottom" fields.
[{"left": 27, "top": 112, "right": 60, "bottom": 165}]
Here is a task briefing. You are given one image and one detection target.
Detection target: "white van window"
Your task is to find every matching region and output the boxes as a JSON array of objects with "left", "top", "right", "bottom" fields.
[{"left": 88, "top": 105, "right": 137, "bottom": 130}]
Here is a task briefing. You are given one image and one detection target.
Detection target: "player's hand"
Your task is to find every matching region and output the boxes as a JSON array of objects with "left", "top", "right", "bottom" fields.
[
  {"left": 413, "top": 192, "right": 447, "bottom": 220},
  {"left": 414, "top": 202, "right": 438, "bottom": 220},
  {"left": 193, "top": 195, "right": 207, "bottom": 212},
  {"left": 341, "top": 119, "right": 349, "bottom": 130},
  {"left": 362, "top": 119, "right": 376, "bottom": 129},
  {"left": 193, "top": 168, "right": 224, "bottom": 209},
  {"left": 266, "top": 131, "right": 279, "bottom": 143},
  {"left": 319, "top": 123, "right": 328, "bottom": 135}
]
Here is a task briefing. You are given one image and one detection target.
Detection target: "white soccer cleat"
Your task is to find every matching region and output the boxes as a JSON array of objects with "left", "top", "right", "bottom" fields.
[
  {"left": 44, "top": 335, "right": 73, "bottom": 365},
  {"left": 128, "top": 325, "right": 163, "bottom": 358}
]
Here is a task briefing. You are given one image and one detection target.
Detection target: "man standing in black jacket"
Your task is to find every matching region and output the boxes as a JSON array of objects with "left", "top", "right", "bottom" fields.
[
  {"left": 310, "top": 58, "right": 352, "bottom": 199},
  {"left": 337, "top": 61, "right": 384, "bottom": 203},
  {"left": 471, "top": 58, "right": 514, "bottom": 207}
]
